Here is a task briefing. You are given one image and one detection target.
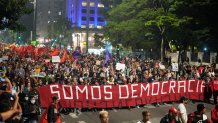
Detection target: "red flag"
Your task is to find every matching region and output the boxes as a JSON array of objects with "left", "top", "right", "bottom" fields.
[
  {"left": 34, "top": 47, "right": 39, "bottom": 56},
  {"left": 61, "top": 49, "right": 67, "bottom": 63},
  {"left": 18, "top": 46, "right": 24, "bottom": 54},
  {"left": 50, "top": 49, "right": 60, "bottom": 56}
]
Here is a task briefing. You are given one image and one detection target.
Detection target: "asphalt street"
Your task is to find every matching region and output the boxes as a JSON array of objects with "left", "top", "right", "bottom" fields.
[{"left": 57, "top": 102, "right": 215, "bottom": 123}]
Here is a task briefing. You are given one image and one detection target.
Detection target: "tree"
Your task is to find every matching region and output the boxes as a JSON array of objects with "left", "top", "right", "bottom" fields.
[
  {"left": 170, "top": 0, "right": 218, "bottom": 52},
  {"left": 145, "top": 14, "right": 192, "bottom": 62},
  {"left": 94, "top": 33, "right": 104, "bottom": 47},
  {"left": 104, "top": 0, "right": 160, "bottom": 50},
  {"left": 0, "top": 0, "right": 32, "bottom": 30},
  {"left": 105, "top": 0, "right": 218, "bottom": 58},
  {"left": 100, "top": 0, "right": 123, "bottom": 8},
  {"left": 47, "top": 18, "right": 73, "bottom": 47}
]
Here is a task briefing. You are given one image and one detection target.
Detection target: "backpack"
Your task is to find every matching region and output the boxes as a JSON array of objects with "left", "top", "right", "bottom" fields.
[{"left": 188, "top": 112, "right": 208, "bottom": 123}]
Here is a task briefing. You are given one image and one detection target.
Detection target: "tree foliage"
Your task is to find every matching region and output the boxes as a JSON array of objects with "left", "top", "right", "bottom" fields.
[
  {"left": 94, "top": 33, "right": 104, "bottom": 47},
  {"left": 47, "top": 18, "right": 73, "bottom": 47},
  {"left": 0, "top": 0, "right": 32, "bottom": 31},
  {"left": 104, "top": 0, "right": 218, "bottom": 53}
]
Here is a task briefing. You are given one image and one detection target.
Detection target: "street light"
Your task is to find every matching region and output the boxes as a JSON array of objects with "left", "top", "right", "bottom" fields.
[
  {"left": 1, "top": 17, "right": 9, "bottom": 43},
  {"left": 204, "top": 47, "right": 207, "bottom": 52},
  {"left": 59, "top": 34, "right": 64, "bottom": 49},
  {"left": 2, "top": 17, "right": 9, "bottom": 25}
]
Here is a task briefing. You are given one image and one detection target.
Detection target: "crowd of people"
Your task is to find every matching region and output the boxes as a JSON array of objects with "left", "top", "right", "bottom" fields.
[{"left": 0, "top": 45, "right": 218, "bottom": 123}]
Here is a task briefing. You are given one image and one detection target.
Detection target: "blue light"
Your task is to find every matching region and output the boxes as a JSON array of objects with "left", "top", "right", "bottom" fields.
[{"left": 67, "top": 0, "right": 106, "bottom": 28}]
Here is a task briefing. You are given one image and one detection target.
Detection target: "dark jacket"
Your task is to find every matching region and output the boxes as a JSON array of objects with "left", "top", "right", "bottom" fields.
[
  {"left": 20, "top": 100, "right": 29, "bottom": 117},
  {"left": 47, "top": 103, "right": 58, "bottom": 123},
  {"left": 27, "top": 102, "right": 39, "bottom": 121},
  {"left": 188, "top": 112, "right": 212, "bottom": 123},
  {"left": 160, "top": 114, "right": 180, "bottom": 123}
]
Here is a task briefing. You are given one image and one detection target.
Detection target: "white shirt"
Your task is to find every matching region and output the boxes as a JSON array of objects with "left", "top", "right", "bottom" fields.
[{"left": 178, "top": 103, "right": 188, "bottom": 123}]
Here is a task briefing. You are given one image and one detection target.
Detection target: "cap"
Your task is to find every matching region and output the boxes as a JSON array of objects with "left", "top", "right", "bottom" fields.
[
  {"left": 169, "top": 107, "right": 178, "bottom": 114},
  {"left": 197, "top": 104, "right": 205, "bottom": 112},
  {"left": 180, "top": 96, "right": 188, "bottom": 102}
]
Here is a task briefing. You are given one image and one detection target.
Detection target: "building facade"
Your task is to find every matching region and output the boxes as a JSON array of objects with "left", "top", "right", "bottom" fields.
[
  {"left": 66, "top": 0, "right": 106, "bottom": 49},
  {"left": 36, "top": 0, "right": 106, "bottom": 49},
  {"left": 36, "top": 0, "right": 66, "bottom": 42},
  {"left": 67, "top": 0, "right": 106, "bottom": 29}
]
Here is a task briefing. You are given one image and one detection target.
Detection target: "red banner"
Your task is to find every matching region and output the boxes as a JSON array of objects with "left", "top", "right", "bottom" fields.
[{"left": 38, "top": 80, "right": 206, "bottom": 108}]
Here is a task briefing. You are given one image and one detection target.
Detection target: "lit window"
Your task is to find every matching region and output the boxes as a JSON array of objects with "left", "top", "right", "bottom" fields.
[
  {"left": 97, "top": 25, "right": 103, "bottom": 29},
  {"left": 72, "top": 4, "right": 74, "bottom": 7},
  {"left": 81, "top": 25, "right": 86, "bottom": 28},
  {"left": 98, "top": 3, "right": 104, "bottom": 8},
  {"left": 89, "top": 24, "right": 94, "bottom": 28},
  {"left": 90, "top": 2, "right": 95, "bottom": 7},
  {"left": 59, "top": 12, "right": 61, "bottom": 15},
  {"left": 82, "top": 2, "right": 87, "bottom": 6}
]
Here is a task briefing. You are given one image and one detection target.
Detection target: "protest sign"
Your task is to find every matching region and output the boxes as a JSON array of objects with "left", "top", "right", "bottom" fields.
[
  {"left": 38, "top": 80, "right": 206, "bottom": 108},
  {"left": 172, "top": 63, "right": 179, "bottom": 71},
  {"left": 2, "top": 56, "right": 8, "bottom": 60},
  {"left": 116, "top": 63, "right": 125, "bottom": 71},
  {"left": 159, "top": 63, "right": 165, "bottom": 69},
  {"left": 30, "top": 72, "right": 46, "bottom": 78},
  {"left": 52, "top": 56, "right": 60, "bottom": 63},
  {"left": 26, "top": 58, "right": 31, "bottom": 61}
]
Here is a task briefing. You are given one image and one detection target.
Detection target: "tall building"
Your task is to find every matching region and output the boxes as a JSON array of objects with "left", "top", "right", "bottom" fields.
[
  {"left": 66, "top": 0, "right": 106, "bottom": 49},
  {"left": 36, "top": 0, "right": 106, "bottom": 49},
  {"left": 36, "top": 0, "right": 66, "bottom": 43}
]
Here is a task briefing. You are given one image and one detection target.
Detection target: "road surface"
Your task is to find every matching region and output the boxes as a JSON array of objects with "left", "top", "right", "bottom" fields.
[{"left": 58, "top": 102, "right": 215, "bottom": 123}]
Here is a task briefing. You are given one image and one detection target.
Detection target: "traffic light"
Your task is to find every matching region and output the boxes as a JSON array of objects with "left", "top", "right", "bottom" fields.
[
  {"left": 18, "top": 36, "right": 21, "bottom": 40},
  {"left": 116, "top": 45, "right": 120, "bottom": 55}
]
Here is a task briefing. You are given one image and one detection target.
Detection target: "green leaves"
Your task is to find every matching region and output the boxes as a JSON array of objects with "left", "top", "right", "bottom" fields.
[
  {"left": 104, "top": 0, "right": 218, "bottom": 52},
  {"left": 47, "top": 18, "right": 73, "bottom": 47},
  {"left": 0, "top": 0, "right": 32, "bottom": 30}
]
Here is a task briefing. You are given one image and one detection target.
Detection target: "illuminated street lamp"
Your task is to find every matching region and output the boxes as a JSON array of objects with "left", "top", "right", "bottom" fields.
[{"left": 204, "top": 47, "right": 207, "bottom": 52}]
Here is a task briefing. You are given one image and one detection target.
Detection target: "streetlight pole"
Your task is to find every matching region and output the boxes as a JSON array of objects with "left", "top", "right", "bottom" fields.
[
  {"left": 59, "top": 34, "right": 63, "bottom": 49},
  {"left": 32, "top": 0, "right": 37, "bottom": 41},
  {"left": 86, "top": 0, "right": 90, "bottom": 53}
]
